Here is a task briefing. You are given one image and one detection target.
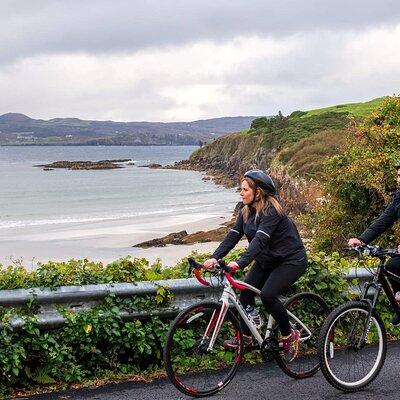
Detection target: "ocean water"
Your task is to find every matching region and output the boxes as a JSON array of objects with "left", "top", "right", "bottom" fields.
[{"left": 0, "top": 146, "right": 238, "bottom": 230}]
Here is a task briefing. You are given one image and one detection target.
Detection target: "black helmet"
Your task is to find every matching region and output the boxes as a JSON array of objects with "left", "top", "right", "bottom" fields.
[
  {"left": 395, "top": 161, "right": 400, "bottom": 170},
  {"left": 244, "top": 169, "right": 276, "bottom": 196}
]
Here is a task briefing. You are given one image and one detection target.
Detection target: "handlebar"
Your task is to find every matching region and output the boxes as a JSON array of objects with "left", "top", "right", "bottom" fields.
[
  {"left": 187, "top": 257, "right": 245, "bottom": 290},
  {"left": 345, "top": 244, "right": 399, "bottom": 258}
]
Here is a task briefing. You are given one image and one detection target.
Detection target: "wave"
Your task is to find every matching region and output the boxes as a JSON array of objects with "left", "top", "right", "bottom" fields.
[{"left": 0, "top": 204, "right": 218, "bottom": 229}]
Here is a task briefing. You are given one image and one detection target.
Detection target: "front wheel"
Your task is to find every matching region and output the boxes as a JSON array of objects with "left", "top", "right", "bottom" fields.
[
  {"left": 163, "top": 301, "right": 243, "bottom": 397},
  {"left": 318, "top": 301, "right": 387, "bottom": 392},
  {"left": 275, "top": 292, "right": 330, "bottom": 379}
]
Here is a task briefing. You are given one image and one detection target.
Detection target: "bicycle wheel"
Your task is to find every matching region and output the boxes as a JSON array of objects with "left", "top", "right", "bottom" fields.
[
  {"left": 163, "top": 301, "right": 243, "bottom": 397},
  {"left": 318, "top": 301, "right": 387, "bottom": 392},
  {"left": 275, "top": 292, "right": 329, "bottom": 379}
]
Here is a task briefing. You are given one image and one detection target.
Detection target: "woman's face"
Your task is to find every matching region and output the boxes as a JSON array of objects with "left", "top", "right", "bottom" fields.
[{"left": 240, "top": 179, "right": 255, "bottom": 205}]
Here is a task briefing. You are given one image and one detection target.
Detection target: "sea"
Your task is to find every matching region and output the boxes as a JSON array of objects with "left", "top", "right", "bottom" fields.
[{"left": 0, "top": 146, "right": 239, "bottom": 266}]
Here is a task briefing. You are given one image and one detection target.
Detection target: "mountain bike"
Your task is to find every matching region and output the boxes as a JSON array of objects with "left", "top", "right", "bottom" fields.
[
  {"left": 163, "top": 257, "right": 329, "bottom": 397},
  {"left": 318, "top": 245, "right": 400, "bottom": 392}
]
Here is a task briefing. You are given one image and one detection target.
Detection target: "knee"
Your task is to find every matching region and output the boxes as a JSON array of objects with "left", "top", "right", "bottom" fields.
[
  {"left": 260, "top": 292, "right": 278, "bottom": 308},
  {"left": 386, "top": 258, "right": 400, "bottom": 273}
]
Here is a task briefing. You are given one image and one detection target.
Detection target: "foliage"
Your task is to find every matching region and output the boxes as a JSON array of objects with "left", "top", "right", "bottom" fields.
[
  {"left": 276, "top": 130, "right": 348, "bottom": 179},
  {"left": 292, "top": 251, "right": 352, "bottom": 306},
  {"left": 0, "top": 256, "right": 187, "bottom": 290},
  {"left": 0, "top": 247, "right": 359, "bottom": 396},
  {"left": 310, "top": 96, "right": 400, "bottom": 251}
]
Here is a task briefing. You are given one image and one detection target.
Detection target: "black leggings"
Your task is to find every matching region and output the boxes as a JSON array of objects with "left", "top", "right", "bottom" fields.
[
  {"left": 239, "top": 255, "right": 307, "bottom": 337},
  {"left": 386, "top": 256, "right": 400, "bottom": 293}
]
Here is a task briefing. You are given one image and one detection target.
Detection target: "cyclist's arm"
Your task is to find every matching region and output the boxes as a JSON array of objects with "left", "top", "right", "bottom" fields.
[
  {"left": 358, "top": 196, "right": 399, "bottom": 244},
  {"left": 212, "top": 210, "right": 244, "bottom": 260},
  {"left": 236, "top": 207, "right": 281, "bottom": 268}
]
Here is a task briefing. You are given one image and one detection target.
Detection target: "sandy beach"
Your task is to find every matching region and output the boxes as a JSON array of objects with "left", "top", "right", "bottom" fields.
[
  {"left": 0, "top": 146, "right": 242, "bottom": 270},
  {"left": 0, "top": 210, "right": 241, "bottom": 269}
]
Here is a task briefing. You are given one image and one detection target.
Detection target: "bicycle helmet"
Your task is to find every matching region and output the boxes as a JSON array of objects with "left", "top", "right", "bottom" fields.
[
  {"left": 243, "top": 169, "right": 276, "bottom": 196},
  {"left": 395, "top": 160, "right": 400, "bottom": 170}
]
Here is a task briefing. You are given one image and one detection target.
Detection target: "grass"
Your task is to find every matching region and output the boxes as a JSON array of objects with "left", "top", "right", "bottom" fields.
[{"left": 301, "top": 97, "right": 386, "bottom": 119}]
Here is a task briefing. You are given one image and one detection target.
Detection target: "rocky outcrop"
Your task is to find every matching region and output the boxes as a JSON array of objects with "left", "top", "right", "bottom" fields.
[
  {"left": 134, "top": 203, "right": 243, "bottom": 248},
  {"left": 133, "top": 220, "right": 234, "bottom": 248},
  {"left": 35, "top": 159, "right": 132, "bottom": 170}
]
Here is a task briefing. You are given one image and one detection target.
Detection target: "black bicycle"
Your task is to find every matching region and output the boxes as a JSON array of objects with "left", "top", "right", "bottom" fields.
[{"left": 318, "top": 245, "right": 400, "bottom": 392}]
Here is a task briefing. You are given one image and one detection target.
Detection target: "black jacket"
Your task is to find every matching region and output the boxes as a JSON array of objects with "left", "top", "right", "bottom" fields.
[
  {"left": 212, "top": 203, "right": 305, "bottom": 268},
  {"left": 359, "top": 192, "right": 400, "bottom": 244}
]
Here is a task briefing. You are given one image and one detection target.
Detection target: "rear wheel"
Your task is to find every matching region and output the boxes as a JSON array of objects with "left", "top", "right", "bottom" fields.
[
  {"left": 318, "top": 301, "right": 387, "bottom": 392},
  {"left": 163, "top": 301, "right": 243, "bottom": 397},
  {"left": 275, "top": 292, "right": 329, "bottom": 379}
]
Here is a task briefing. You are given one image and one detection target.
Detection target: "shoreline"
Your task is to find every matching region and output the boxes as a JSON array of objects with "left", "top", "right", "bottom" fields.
[{"left": 0, "top": 211, "right": 236, "bottom": 270}]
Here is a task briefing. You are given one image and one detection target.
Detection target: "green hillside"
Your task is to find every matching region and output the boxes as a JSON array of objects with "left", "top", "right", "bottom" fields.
[
  {"left": 187, "top": 96, "right": 391, "bottom": 189},
  {"left": 301, "top": 97, "right": 385, "bottom": 118}
]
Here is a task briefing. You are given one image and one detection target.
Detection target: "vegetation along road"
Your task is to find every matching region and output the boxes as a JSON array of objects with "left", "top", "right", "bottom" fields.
[{"left": 25, "top": 342, "right": 400, "bottom": 400}]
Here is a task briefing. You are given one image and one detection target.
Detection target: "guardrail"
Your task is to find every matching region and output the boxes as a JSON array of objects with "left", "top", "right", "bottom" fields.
[{"left": 0, "top": 269, "right": 372, "bottom": 330}]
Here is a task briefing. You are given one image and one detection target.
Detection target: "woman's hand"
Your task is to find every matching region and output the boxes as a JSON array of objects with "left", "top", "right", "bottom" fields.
[
  {"left": 397, "top": 245, "right": 400, "bottom": 254},
  {"left": 348, "top": 238, "right": 363, "bottom": 248},
  {"left": 203, "top": 258, "right": 218, "bottom": 270},
  {"left": 227, "top": 261, "right": 239, "bottom": 273}
]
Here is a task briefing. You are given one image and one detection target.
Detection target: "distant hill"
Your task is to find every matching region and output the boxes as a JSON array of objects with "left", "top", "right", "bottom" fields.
[{"left": 0, "top": 113, "right": 258, "bottom": 146}]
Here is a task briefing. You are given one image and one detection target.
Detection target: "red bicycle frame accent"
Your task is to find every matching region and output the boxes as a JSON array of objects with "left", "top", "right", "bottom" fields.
[{"left": 194, "top": 266, "right": 248, "bottom": 291}]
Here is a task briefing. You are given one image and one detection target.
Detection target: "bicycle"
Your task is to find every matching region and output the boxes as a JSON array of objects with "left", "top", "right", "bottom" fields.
[
  {"left": 163, "top": 257, "right": 329, "bottom": 397},
  {"left": 318, "top": 245, "right": 400, "bottom": 392}
]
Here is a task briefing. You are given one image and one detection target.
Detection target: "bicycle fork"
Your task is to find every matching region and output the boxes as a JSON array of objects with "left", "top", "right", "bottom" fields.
[{"left": 353, "top": 282, "right": 381, "bottom": 349}]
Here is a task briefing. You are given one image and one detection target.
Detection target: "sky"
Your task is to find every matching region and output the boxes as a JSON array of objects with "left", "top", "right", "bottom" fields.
[{"left": 1, "top": 0, "right": 400, "bottom": 122}]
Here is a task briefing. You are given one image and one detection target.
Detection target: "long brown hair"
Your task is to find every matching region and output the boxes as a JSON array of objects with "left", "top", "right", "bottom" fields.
[{"left": 241, "top": 176, "right": 283, "bottom": 223}]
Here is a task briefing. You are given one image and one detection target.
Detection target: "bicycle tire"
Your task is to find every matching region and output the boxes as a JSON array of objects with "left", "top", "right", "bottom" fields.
[
  {"left": 275, "top": 292, "right": 329, "bottom": 379},
  {"left": 318, "top": 301, "right": 387, "bottom": 392},
  {"left": 163, "top": 301, "right": 243, "bottom": 397}
]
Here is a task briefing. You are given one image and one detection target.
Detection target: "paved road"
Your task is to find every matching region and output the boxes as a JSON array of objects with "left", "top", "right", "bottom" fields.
[{"left": 22, "top": 342, "right": 400, "bottom": 400}]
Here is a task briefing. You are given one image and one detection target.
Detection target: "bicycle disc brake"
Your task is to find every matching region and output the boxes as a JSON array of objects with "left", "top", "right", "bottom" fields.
[{"left": 261, "top": 337, "right": 279, "bottom": 362}]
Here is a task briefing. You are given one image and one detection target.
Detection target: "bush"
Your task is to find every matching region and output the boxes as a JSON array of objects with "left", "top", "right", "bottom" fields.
[
  {"left": 0, "top": 247, "right": 356, "bottom": 396},
  {"left": 310, "top": 96, "right": 400, "bottom": 251}
]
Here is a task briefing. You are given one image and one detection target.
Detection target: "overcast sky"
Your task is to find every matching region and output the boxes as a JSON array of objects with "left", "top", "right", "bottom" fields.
[{"left": 1, "top": 0, "right": 400, "bottom": 122}]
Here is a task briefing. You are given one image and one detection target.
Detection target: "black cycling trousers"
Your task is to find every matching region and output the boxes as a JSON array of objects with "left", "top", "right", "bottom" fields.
[
  {"left": 239, "top": 255, "right": 307, "bottom": 337},
  {"left": 386, "top": 256, "right": 400, "bottom": 294}
]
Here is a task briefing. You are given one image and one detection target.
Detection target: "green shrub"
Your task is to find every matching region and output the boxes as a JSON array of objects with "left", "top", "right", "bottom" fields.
[
  {"left": 0, "top": 248, "right": 376, "bottom": 396},
  {"left": 311, "top": 96, "right": 400, "bottom": 251}
]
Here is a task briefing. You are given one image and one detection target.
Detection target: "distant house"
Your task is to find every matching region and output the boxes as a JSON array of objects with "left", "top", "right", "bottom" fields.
[{"left": 17, "top": 135, "right": 36, "bottom": 140}]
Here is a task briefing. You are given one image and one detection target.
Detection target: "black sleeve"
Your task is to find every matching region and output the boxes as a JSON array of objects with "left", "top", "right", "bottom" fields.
[
  {"left": 236, "top": 206, "right": 282, "bottom": 268},
  {"left": 212, "top": 211, "right": 244, "bottom": 260},
  {"left": 358, "top": 195, "right": 399, "bottom": 244}
]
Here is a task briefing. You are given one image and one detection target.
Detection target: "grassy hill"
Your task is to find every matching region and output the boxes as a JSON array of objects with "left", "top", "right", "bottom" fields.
[
  {"left": 188, "top": 96, "right": 387, "bottom": 182},
  {"left": 300, "top": 97, "right": 385, "bottom": 118}
]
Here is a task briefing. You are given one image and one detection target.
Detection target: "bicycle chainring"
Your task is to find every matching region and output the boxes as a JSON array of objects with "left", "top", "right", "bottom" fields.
[{"left": 261, "top": 337, "right": 279, "bottom": 362}]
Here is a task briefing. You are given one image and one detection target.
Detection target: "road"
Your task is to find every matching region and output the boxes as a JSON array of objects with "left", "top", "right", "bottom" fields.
[{"left": 21, "top": 342, "right": 400, "bottom": 400}]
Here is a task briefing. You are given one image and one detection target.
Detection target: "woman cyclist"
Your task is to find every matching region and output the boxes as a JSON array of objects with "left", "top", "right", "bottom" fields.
[{"left": 204, "top": 169, "right": 307, "bottom": 361}]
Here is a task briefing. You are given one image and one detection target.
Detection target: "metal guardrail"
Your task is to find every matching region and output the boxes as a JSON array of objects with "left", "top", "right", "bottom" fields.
[
  {"left": 0, "top": 278, "right": 223, "bottom": 330},
  {"left": 0, "top": 269, "right": 373, "bottom": 330}
]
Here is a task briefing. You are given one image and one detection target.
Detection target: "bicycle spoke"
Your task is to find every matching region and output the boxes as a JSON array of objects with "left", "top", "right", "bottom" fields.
[
  {"left": 318, "top": 302, "right": 387, "bottom": 392},
  {"left": 164, "top": 301, "right": 243, "bottom": 397}
]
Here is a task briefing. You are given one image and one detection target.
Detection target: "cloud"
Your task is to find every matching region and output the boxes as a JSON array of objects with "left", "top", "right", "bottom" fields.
[
  {"left": 1, "top": 0, "right": 400, "bottom": 63},
  {"left": 1, "top": 1, "right": 400, "bottom": 121}
]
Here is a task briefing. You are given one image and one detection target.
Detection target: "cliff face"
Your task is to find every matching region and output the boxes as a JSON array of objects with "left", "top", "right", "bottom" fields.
[
  {"left": 172, "top": 108, "right": 360, "bottom": 213},
  {"left": 185, "top": 109, "right": 352, "bottom": 186},
  {"left": 187, "top": 131, "right": 267, "bottom": 186}
]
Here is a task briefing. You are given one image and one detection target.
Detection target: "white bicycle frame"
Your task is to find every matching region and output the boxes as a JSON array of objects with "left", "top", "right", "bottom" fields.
[{"left": 206, "top": 277, "right": 312, "bottom": 351}]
